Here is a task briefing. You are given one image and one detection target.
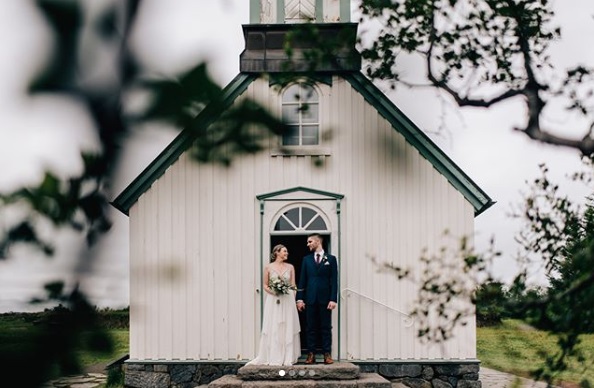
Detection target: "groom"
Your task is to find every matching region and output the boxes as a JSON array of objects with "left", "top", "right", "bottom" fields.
[{"left": 296, "top": 233, "right": 338, "bottom": 365}]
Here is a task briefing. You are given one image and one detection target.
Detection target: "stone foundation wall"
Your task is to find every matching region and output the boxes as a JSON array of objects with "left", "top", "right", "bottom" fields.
[
  {"left": 355, "top": 362, "right": 481, "bottom": 388},
  {"left": 123, "top": 361, "right": 481, "bottom": 388},
  {"left": 124, "top": 362, "right": 242, "bottom": 388}
]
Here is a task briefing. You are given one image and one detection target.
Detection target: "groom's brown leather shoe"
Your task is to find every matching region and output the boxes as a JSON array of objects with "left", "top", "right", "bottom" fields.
[
  {"left": 323, "top": 353, "right": 334, "bottom": 364},
  {"left": 305, "top": 353, "right": 315, "bottom": 364}
]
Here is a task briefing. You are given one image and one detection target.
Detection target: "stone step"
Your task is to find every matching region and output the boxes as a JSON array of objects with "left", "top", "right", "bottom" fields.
[
  {"left": 238, "top": 362, "right": 359, "bottom": 381},
  {"left": 209, "top": 373, "right": 391, "bottom": 387}
]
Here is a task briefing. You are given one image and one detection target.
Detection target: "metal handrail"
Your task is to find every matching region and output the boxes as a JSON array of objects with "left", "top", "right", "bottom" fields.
[{"left": 340, "top": 288, "right": 415, "bottom": 327}]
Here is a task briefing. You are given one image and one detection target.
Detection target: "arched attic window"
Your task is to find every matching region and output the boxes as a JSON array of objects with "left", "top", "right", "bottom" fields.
[
  {"left": 285, "top": 0, "right": 316, "bottom": 23},
  {"left": 274, "top": 206, "right": 327, "bottom": 232},
  {"left": 281, "top": 82, "right": 320, "bottom": 146}
]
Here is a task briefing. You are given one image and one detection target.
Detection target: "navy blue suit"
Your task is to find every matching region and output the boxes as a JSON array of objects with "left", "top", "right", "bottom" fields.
[{"left": 297, "top": 253, "right": 338, "bottom": 354}]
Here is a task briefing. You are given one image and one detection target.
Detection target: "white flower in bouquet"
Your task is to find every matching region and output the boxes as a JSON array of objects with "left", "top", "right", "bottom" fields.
[{"left": 268, "top": 277, "right": 297, "bottom": 296}]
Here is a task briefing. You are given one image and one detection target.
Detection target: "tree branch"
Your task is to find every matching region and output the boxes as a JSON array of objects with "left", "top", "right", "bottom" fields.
[{"left": 423, "top": 3, "right": 594, "bottom": 156}]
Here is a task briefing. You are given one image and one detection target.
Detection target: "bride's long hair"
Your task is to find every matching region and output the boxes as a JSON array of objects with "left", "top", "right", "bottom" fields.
[{"left": 270, "top": 244, "right": 286, "bottom": 262}]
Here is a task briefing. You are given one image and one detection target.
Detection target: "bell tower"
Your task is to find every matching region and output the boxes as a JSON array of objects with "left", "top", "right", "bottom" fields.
[
  {"left": 249, "top": 0, "right": 351, "bottom": 24},
  {"left": 242, "top": 0, "right": 360, "bottom": 73}
]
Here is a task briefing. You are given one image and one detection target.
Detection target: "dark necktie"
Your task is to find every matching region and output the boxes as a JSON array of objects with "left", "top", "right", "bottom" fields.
[{"left": 316, "top": 253, "right": 320, "bottom": 264}]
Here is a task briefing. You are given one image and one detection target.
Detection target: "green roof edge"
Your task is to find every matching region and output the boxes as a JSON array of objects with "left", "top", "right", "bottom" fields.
[
  {"left": 343, "top": 73, "right": 495, "bottom": 216},
  {"left": 112, "top": 71, "right": 494, "bottom": 218},
  {"left": 111, "top": 73, "right": 258, "bottom": 215}
]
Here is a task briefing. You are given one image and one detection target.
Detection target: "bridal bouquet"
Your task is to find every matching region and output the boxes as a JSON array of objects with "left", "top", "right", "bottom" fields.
[{"left": 269, "top": 277, "right": 297, "bottom": 296}]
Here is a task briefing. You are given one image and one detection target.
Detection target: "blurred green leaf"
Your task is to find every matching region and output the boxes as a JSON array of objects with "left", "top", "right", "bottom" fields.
[{"left": 30, "top": 0, "right": 83, "bottom": 92}]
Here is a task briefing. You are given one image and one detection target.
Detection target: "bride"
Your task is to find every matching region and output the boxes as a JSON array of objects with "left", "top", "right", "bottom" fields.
[{"left": 247, "top": 244, "right": 301, "bottom": 366}]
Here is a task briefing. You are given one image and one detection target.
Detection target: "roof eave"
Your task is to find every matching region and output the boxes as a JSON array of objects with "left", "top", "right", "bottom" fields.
[
  {"left": 111, "top": 73, "right": 258, "bottom": 216},
  {"left": 343, "top": 72, "right": 495, "bottom": 218}
]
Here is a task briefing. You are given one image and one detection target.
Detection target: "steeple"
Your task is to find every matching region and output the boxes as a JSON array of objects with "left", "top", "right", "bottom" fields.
[
  {"left": 242, "top": 0, "right": 360, "bottom": 73},
  {"left": 250, "top": 0, "right": 351, "bottom": 24}
]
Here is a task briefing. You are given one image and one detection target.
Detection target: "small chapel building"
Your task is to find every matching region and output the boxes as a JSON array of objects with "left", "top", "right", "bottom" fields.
[{"left": 112, "top": 1, "right": 494, "bottom": 386}]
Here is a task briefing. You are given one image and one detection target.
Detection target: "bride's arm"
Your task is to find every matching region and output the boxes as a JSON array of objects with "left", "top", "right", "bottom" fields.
[
  {"left": 263, "top": 265, "right": 273, "bottom": 295},
  {"left": 290, "top": 265, "right": 297, "bottom": 288}
]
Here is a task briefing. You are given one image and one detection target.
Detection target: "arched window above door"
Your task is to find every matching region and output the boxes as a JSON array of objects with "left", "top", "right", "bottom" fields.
[{"left": 274, "top": 206, "right": 327, "bottom": 232}]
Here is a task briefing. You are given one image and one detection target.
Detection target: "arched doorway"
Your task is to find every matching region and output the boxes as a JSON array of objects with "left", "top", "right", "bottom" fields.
[
  {"left": 270, "top": 205, "right": 331, "bottom": 354},
  {"left": 256, "top": 186, "right": 344, "bottom": 359}
]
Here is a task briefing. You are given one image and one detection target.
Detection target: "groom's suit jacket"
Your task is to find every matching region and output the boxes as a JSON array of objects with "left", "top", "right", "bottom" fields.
[{"left": 297, "top": 253, "right": 338, "bottom": 305}]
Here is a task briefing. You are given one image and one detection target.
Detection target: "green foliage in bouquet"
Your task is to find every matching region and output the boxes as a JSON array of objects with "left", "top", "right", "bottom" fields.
[{"left": 268, "top": 277, "right": 297, "bottom": 296}]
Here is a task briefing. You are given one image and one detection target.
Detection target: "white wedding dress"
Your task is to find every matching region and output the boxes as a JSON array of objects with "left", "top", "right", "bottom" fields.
[{"left": 247, "top": 268, "right": 301, "bottom": 366}]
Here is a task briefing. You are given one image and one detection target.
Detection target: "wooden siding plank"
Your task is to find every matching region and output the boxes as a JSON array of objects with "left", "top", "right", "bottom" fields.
[
  {"left": 159, "top": 170, "right": 174, "bottom": 359},
  {"left": 227, "top": 165, "right": 241, "bottom": 360},
  {"left": 129, "top": 204, "right": 141, "bottom": 358},
  {"left": 214, "top": 163, "right": 229, "bottom": 359},
  {"left": 199, "top": 163, "right": 215, "bottom": 359},
  {"left": 256, "top": 78, "right": 275, "bottom": 359},
  {"left": 139, "top": 200, "right": 147, "bottom": 359},
  {"left": 386, "top": 116, "right": 399, "bottom": 360},
  {"left": 393, "top": 129, "right": 405, "bottom": 360},
  {"left": 323, "top": 83, "right": 340, "bottom": 358},
  {"left": 350, "top": 82, "right": 361, "bottom": 359},
  {"left": 172, "top": 158, "right": 187, "bottom": 359},
  {"left": 335, "top": 78, "right": 353, "bottom": 360},
  {"left": 240, "top": 154, "right": 257, "bottom": 360},
  {"left": 140, "top": 190, "right": 150, "bottom": 359},
  {"left": 353, "top": 84, "right": 372, "bottom": 360},
  {"left": 146, "top": 185, "right": 160, "bottom": 359},
  {"left": 345, "top": 77, "right": 359, "bottom": 359},
  {"left": 368, "top": 101, "right": 382, "bottom": 360},
  {"left": 417, "top": 152, "right": 428, "bottom": 360},
  {"left": 185, "top": 155, "right": 199, "bottom": 359},
  {"left": 380, "top": 114, "right": 392, "bottom": 360},
  {"left": 243, "top": 84, "right": 260, "bottom": 360},
  {"left": 405, "top": 146, "right": 416, "bottom": 360}
]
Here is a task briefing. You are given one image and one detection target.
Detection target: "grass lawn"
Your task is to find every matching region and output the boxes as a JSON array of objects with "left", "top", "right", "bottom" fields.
[
  {"left": 0, "top": 310, "right": 129, "bottom": 386},
  {"left": 477, "top": 319, "right": 594, "bottom": 386},
  {"left": 2, "top": 312, "right": 593, "bottom": 387},
  {"left": 76, "top": 329, "right": 129, "bottom": 368}
]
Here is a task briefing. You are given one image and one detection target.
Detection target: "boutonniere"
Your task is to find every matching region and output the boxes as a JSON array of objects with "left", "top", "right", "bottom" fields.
[{"left": 322, "top": 255, "right": 330, "bottom": 265}]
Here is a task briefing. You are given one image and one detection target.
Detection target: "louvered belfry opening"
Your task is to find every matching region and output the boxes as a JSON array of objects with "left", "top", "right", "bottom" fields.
[{"left": 239, "top": 22, "right": 361, "bottom": 73}]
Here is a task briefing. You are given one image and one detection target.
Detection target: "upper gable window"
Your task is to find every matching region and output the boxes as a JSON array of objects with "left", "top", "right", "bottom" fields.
[
  {"left": 285, "top": 0, "right": 316, "bottom": 23},
  {"left": 281, "top": 82, "right": 319, "bottom": 146}
]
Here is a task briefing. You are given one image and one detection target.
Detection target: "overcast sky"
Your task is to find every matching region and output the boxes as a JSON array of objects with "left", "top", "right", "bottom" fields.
[{"left": 0, "top": 0, "right": 592, "bottom": 312}]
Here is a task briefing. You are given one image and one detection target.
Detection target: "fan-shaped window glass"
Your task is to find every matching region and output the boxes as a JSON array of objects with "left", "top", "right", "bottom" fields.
[
  {"left": 282, "top": 83, "right": 319, "bottom": 146},
  {"left": 307, "top": 215, "right": 327, "bottom": 231},
  {"left": 274, "top": 206, "right": 327, "bottom": 232}
]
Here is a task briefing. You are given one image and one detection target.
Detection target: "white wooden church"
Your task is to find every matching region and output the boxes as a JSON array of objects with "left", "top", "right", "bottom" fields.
[{"left": 112, "top": 1, "right": 494, "bottom": 386}]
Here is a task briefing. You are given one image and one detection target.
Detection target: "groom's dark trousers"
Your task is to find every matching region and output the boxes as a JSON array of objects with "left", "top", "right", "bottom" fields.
[{"left": 297, "top": 253, "right": 338, "bottom": 354}]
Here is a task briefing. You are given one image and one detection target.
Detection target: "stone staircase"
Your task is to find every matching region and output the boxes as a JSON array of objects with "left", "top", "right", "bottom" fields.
[{"left": 208, "top": 362, "right": 391, "bottom": 387}]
